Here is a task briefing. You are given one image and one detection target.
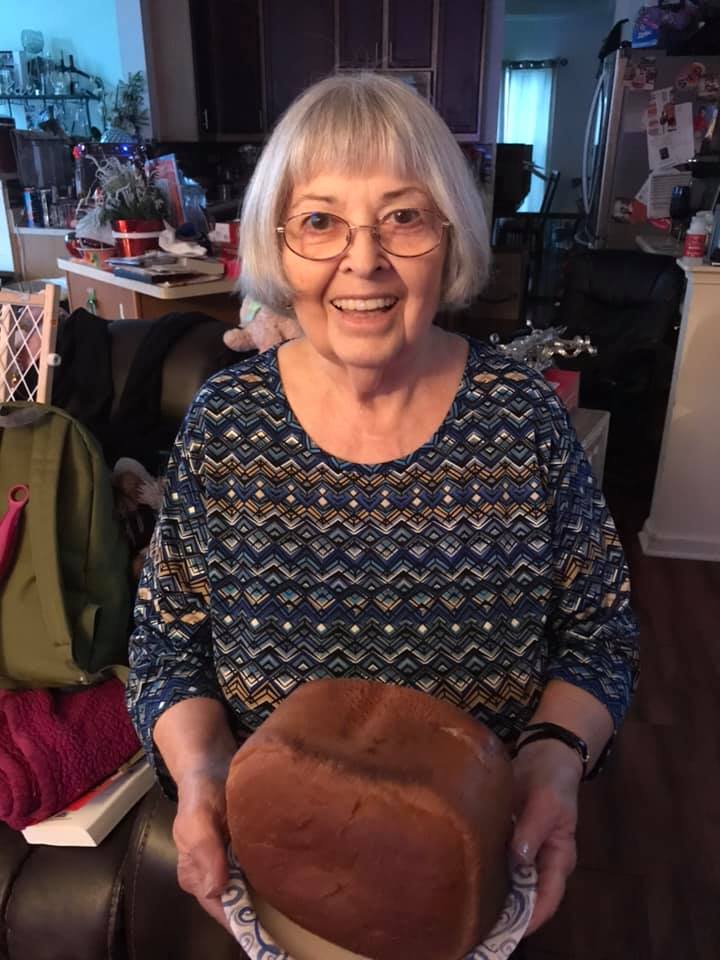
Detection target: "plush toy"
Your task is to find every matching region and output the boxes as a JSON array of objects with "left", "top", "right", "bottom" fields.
[
  {"left": 223, "top": 298, "right": 302, "bottom": 354},
  {"left": 111, "top": 457, "right": 165, "bottom": 581}
]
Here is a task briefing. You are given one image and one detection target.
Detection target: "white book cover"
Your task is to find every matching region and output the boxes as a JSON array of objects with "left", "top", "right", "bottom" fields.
[{"left": 21, "top": 756, "right": 155, "bottom": 847}]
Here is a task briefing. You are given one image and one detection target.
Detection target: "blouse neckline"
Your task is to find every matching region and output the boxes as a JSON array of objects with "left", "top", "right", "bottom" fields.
[{"left": 267, "top": 336, "right": 476, "bottom": 473}]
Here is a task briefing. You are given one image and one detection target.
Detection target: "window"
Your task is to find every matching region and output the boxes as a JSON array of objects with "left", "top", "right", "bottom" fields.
[{"left": 499, "top": 63, "right": 556, "bottom": 213}]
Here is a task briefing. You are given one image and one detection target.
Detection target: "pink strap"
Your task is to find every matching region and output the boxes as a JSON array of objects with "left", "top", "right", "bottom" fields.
[{"left": 0, "top": 485, "right": 30, "bottom": 583}]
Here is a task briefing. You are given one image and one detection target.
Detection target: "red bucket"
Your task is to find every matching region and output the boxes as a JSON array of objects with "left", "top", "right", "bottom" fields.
[{"left": 111, "top": 219, "right": 163, "bottom": 257}]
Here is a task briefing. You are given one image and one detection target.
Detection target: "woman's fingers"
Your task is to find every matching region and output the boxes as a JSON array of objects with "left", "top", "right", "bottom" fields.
[
  {"left": 173, "top": 794, "right": 229, "bottom": 901},
  {"left": 524, "top": 835, "right": 577, "bottom": 936},
  {"left": 195, "top": 892, "right": 233, "bottom": 932}
]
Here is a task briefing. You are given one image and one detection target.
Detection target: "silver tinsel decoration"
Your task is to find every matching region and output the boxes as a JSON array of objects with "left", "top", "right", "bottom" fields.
[{"left": 490, "top": 325, "right": 596, "bottom": 371}]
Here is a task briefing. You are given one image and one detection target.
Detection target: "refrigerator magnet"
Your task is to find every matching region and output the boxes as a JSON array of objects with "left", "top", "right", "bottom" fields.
[
  {"left": 675, "top": 62, "right": 706, "bottom": 91},
  {"left": 698, "top": 74, "right": 720, "bottom": 100},
  {"left": 625, "top": 57, "right": 658, "bottom": 92}
]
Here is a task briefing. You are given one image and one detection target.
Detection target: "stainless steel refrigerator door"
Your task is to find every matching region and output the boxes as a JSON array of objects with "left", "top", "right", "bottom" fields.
[
  {"left": 582, "top": 54, "right": 616, "bottom": 217},
  {"left": 592, "top": 50, "right": 631, "bottom": 247},
  {"left": 603, "top": 51, "right": 720, "bottom": 249}
]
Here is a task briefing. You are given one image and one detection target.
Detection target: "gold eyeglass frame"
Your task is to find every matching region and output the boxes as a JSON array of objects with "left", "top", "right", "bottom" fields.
[{"left": 276, "top": 209, "right": 451, "bottom": 261}]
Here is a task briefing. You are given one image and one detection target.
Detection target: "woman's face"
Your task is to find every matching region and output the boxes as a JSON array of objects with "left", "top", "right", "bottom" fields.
[{"left": 281, "top": 170, "right": 447, "bottom": 371}]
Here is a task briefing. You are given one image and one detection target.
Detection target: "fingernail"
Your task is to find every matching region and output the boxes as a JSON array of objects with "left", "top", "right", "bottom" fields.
[{"left": 515, "top": 841, "right": 531, "bottom": 863}]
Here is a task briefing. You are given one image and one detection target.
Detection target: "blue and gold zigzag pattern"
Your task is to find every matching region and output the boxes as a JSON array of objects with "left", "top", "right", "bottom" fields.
[{"left": 127, "top": 339, "right": 639, "bottom": 779}]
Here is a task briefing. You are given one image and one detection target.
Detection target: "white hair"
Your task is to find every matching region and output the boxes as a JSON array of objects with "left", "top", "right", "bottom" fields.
[{"left": 239, "top": 73, "right": 490, "bottom": 314}]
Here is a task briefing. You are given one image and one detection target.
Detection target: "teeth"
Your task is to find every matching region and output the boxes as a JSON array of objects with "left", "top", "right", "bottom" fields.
[{"left": 332, "top": 297, "right": 397, "bottom": 312}]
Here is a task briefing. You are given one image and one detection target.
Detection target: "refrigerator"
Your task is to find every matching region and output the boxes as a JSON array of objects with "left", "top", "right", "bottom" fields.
[{"left": 578, "top": 46, "right": 720, "bottom": 250}]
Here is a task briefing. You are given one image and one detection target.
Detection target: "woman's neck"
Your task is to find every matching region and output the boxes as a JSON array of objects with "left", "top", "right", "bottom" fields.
[
  {"left": 287, "top": 327, "right": 452, "bottom": 416},
  {"left": 277, "top": 329, "right": 468, "bottom": 464}
]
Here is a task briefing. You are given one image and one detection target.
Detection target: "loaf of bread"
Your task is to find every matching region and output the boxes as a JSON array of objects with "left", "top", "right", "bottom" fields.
[{"left": 226, "top": 679, "right": 514, "bottom": 960}]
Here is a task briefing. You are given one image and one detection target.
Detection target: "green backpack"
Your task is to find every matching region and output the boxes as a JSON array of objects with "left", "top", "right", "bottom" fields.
[{"left": 0, "top": 403, "right": 132, "bottom": 688}]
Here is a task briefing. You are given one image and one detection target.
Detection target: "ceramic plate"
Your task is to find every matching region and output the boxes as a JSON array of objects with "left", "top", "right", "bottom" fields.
[{"left": 222, "top": 847, "right": 537, "bottom": 960}]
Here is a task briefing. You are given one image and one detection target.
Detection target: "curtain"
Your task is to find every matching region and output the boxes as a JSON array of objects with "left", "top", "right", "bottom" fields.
[{"left": 499, "top": 66, "right": 555, "bottom": 213}]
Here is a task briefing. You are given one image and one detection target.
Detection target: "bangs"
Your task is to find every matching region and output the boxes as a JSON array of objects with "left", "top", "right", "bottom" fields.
[{"left": 285, "top": 84, "right": 416, "bottom": 187}]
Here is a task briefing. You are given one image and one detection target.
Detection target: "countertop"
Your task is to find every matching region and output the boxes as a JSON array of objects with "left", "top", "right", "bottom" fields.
[{"left": 57, "top": 258, "right": 238, "bottom": 300}]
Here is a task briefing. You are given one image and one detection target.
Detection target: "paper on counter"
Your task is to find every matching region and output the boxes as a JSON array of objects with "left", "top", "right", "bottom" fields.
[
  {"left": 646, "top": 171, "right": 691, "bottom": 219},
  {"left": 635, "top": 175, "right": 652, "bottom": 208}
]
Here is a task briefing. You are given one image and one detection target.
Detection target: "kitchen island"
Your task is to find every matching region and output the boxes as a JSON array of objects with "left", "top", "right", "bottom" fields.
[{"left": 58, "top": 258, "right": 241, "bottom": 325}]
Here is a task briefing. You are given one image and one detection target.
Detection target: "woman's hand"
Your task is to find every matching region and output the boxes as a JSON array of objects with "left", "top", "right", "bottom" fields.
[
  {"left": 173, "top": 770, "right": 232, "bottom": 931},
  {"left": 510, "top": 738, "right": 583, "bottom": 937}
]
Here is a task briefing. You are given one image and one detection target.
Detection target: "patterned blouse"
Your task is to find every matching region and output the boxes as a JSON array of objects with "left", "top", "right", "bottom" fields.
[{"left": 126, "top": 338, "right": 639, "bottom": 791}]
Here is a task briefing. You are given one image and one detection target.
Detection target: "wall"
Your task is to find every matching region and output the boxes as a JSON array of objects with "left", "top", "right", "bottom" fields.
[
  {"left": 0, "top": 0, "right": 146, "bottom": 128},
  {"left": 140, "top": 0, "right": 197, "bottom": 141},
  {"left": 480, "top": 0, "right": 505, "bottom": 145},
  {"left": 504, "top": 4, "right": 614, "bottom": 211},
  {"left": 0, "top": 0, "right": 122, "bottom": 85}
]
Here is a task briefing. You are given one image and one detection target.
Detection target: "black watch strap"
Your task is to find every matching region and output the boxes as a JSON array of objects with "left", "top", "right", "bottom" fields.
[{"left": 511, "top": 722, "right": 591, "bottom": 780}]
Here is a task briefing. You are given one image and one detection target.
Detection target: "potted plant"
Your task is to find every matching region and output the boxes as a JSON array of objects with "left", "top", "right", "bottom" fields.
[
  {"left": 74, "top": 155, "right": 168, "bottom": 259},
  {"left": 101, "top": 72, "right": 150, "bottom": 143}
]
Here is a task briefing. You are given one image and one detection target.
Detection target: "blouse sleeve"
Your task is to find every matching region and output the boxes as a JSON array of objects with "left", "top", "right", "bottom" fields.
[
  {"left": 125, "top": 395, "right": 227, "bottom": 796},
  {"left": 537, "top": 385, "right": 640, "bottom": 729}
]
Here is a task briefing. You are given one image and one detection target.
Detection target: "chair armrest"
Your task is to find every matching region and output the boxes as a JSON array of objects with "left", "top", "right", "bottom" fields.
[
  {"left": 123, "top": 785, "right": 246, "bottom": 960},
  {"left": 2, "top": 813, "right": 134, "bottom": 960}
]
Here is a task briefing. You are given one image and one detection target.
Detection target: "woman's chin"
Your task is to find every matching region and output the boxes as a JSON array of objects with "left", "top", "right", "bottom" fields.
[{"left": 327, "top": 322, "right": 405, "bottom": 369}]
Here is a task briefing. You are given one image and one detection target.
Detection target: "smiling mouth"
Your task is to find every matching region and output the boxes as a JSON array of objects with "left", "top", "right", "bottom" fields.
[{"left": 330, "top": 296, "right": 399, "bottom": 313}]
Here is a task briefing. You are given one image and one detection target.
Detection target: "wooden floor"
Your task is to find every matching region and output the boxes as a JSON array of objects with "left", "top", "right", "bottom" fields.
[{"left": 525, "top": 489, "right": 720, "bottom": 960}]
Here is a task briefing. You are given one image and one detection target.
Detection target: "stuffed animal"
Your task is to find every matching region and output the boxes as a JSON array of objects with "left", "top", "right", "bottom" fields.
[
  {"left": 112, "top": 457, "right": 165, "bottom": 581},
  {"left": 223, "top": 298, "right": 302, "bottom": 354}
]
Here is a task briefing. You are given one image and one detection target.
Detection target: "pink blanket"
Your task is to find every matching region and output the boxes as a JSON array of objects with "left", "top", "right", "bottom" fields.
[{"left": 0, "top": 678, "right": 140, "bottom": 830}]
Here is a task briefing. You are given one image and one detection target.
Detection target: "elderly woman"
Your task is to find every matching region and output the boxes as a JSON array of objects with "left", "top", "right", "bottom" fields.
[{"left": 126, "top": 74, "right": 638, "bottom": 942}]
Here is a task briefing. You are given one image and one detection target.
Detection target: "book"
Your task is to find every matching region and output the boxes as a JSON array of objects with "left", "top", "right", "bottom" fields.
[
  {"left": 112, "top": 259, "right": 225, "bottom": 286},
  {"left": 21, "top": 755, "right": 155, "bottom": 847},
  {"left": 112, "top": 266, "right": 200, "bottom": 284}
]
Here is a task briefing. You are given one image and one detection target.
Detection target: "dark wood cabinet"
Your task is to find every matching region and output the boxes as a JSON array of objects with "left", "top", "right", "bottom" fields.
[
  {"left": 388, "top": 0, "right": 434, "bottom": 68},
  {"left": 337, "top": 0, "right": 383, "bottom": 68},
  {"left": 184, "top": 0, "right": 492, "bottom": 141},
  {"left": 264, "top": 0, "right": 335, "bottom": 125},
  {"left": 189, "top": 0, "right": 263, "bottom": 136},
  {"left": 436, "top": 0, "right": 485, "bottom": 135}
]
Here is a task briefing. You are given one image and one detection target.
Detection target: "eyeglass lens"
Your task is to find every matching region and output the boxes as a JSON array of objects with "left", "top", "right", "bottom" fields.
[{"left": 282, "top": 209, "right": 446, "bottom": 259}]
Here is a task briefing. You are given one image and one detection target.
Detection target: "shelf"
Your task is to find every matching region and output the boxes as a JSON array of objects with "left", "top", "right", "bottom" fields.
[{"left": 0, "top": 93, "right": 100, "bottom": 102}]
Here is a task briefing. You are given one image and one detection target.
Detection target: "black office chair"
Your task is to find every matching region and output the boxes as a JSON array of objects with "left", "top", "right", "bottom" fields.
[{"left": 553, "top": 249, "right": 685, "bottom": 491}]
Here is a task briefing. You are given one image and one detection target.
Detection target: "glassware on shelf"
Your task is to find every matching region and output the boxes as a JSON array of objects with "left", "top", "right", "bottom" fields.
[{"left": 21, "top": 30, "right": 44, "bottom": 56}]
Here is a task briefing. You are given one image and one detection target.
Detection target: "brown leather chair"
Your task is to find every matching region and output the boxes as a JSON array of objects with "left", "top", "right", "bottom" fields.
[{"left": 0, "top": 316, "right": 252, "bottom": 960}]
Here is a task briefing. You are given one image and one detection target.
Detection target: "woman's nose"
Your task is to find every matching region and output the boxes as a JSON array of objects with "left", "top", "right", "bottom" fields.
[{"left": 340, "top": 226, "right": 388, "bottom": 275}]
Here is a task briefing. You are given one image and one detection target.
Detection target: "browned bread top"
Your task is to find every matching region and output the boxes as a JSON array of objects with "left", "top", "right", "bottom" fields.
[{"left": 227, "top": 679, "right": 514, "bottom": 960}]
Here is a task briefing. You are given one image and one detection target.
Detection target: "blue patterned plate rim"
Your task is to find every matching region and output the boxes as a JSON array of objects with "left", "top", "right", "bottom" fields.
[{"left": 222, "top": 847, "right": 537, "bottom": 960}]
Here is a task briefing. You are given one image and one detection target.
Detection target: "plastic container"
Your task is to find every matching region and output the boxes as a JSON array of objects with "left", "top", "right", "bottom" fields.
[{"left": 683, "top": 215, "right": 707, "bottom": 263}]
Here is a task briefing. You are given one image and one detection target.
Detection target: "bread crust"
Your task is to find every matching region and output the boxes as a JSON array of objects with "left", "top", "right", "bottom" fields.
[{"left": 227, "top": 679, "right": 514, "bottom": 960}]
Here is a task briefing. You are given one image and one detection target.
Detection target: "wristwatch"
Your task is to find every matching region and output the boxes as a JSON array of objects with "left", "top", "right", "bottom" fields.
[{"left": 511, "top": 721, "right": 616, "bottom": 782}]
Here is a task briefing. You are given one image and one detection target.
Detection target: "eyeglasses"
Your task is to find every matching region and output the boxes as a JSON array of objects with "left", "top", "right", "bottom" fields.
[{"left": 276, "top": 208, "right": 451, "bottom": 261}]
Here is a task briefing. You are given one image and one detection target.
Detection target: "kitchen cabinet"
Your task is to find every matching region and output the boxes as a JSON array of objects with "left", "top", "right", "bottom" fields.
[
  {"left": 61, "top": 259, "right": 240, "bottom": 325},
  {"left": 264, "top": 0, "right": 335, "bottom": 125},
  {"left": 338, "top": 0, "right": 434, "bottom": 70},
  {"left": 338, "top": 0, "right": 384, "bottom": 68},
  {"left": 388, "top": 0, "right": 435, "bottom": 69},
  {"left": 436, "top": 0, "right": 486, "bottom": 135},
  {"left": 173, "top": 0, "right": 493, "bottom": 141},
  {"left": 190, "top": 0, "right": 264, "bottom": 136}
]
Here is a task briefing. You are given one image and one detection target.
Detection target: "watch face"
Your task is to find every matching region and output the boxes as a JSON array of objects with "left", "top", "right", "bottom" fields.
[{"left": 222, "top": 848, "right": 538, "bottom": 960}]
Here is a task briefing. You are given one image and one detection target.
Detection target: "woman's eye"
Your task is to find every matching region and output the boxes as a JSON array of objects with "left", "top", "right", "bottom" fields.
[
  {"left": 389, "top": 208, "right": 422, "bottom": 226},
  {"left": 303, "top": 212, "right": 333, "bottom": 231}
]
